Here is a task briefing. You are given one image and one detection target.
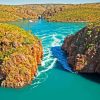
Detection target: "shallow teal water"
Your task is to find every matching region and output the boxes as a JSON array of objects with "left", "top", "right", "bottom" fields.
[{"left": 0, "top": 20, "right": 100, "bottom": 100}]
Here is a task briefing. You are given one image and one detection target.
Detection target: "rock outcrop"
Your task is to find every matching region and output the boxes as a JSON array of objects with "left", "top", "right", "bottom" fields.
[
  {"left": 0, "top": 23, "right": 43, "bottom": 88},
  {"left": 42, "top": 4, "right": 100, "bottom": 22},
  {"left": 62, "top": 23, "right": 100, "bottom": 73},
  {"left": 0, "top": 5, "right": 45, "bottom": 22},
  {"left": 42, "top": 5, "right": 65, "bottom": 20}
]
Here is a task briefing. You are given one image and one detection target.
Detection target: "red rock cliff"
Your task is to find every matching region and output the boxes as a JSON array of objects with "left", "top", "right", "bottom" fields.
[
  {"left": 0, "top": 23, "right": 43, "bottom": 88},
  {"left": 62, "top": 23, "right": 100, "bottom": 73}
]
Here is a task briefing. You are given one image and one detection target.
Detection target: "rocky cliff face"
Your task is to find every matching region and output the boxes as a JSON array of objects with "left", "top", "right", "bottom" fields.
[
  {"left": 42, "top": 5, "right": 65, "bottom": 20},
  {"left": 62, "top": 23, "right": 100, "bottom": 73},
  {"left": 42, "top": 4, "right": 100, "bottom": 22},
  {"left": 0, "top": 5, "right": 46, "bottom": 22},
  {"left": 0, "top": 23, "right": 43, "bottom": 88}
]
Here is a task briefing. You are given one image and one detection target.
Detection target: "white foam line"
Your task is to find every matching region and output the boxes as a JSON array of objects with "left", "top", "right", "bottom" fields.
[
  {"left": 30, "top": 33, "right": 64, "bottom": 88},
  {"left": 41, "top": 61, "right": 45, "bottom": 66},
  {"left": 36, "top": 34, "right": 46, "bottom": 37},
  {"left": 51, "top": 34, "right": 61, "bottom": 47},
  {"left": 41, "top": 57, "right": 53, "bottom": 67},
  {"left": 31, "top": 85, "right": 38, "bottom": 89},
  {"left": 31, "top": 73, "right": 48, "bottom": 88},
  {"left": 41, "top": 35, "right": 53, "bottom": 39},
  {"left": 43, "top": 54, "right": 51, "bottom": 61},
  {"left": 40, "top": 58, "right": 57, "bottom": 73},
  {"left": 43, "top": 53, "right": 51, "bottom": 59},
  {"left": 30, "top": 58, "right": 56, "bottom": 89}
]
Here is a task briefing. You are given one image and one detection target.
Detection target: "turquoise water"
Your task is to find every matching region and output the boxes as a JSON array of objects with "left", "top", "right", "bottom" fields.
[{"left": 0, "top": 20, "right": 100, "bottom": 100}]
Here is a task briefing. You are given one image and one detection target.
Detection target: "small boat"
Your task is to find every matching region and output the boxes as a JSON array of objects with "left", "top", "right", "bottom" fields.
[
  {"left": 29, "top": 20, "right": 33, "bottom": 22},
  {"left": 51, "top": 46, "right": 74, "bottom": 73}
]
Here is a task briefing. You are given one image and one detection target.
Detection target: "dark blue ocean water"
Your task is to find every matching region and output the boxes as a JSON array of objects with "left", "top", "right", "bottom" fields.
[{"left": 0, "top": 19, "right": 100, "bottom": 100}]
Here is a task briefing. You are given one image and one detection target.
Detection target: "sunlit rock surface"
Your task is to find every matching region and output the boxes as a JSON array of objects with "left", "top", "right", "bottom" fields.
[{"left": 0, "top": 23, "right": 43, "bottom": 88}]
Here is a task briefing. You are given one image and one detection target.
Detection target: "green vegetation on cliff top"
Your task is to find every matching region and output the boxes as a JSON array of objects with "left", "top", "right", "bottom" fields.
[
  {"left": 0, "top": 5, "right": 45, "bottom": 22},
  {"left": 43, "top": 4, "right": 100, "bottom": 22},
  {"left": 0, "top": 3, "right": 100, "bottom": 22},
  {"left": 0, "top": 23, "right": 42, "bottom": 88}
]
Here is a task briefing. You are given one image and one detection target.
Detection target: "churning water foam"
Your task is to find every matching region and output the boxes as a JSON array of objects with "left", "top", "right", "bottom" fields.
[{"left": 31, "top": 33, "right": 62, "bottom": 88}]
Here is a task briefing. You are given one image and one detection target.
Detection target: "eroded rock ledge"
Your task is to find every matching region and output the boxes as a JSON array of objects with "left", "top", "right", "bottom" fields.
[
  {"left": 62, "top": 23, "right": 100, "bottom": 73},
  {"left": 0, "top": 23, "right": 43, "bottom": 88}
]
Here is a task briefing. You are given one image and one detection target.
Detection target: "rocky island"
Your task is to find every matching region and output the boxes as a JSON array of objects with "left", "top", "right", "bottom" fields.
[
  {"left": 0, "top": 23, "right": 43, "bottom": 88},
  {"left": 62, "top": 23, "right": 100, "bottom": 73}
]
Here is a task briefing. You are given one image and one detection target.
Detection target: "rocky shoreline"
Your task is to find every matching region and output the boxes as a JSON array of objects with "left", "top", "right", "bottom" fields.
[
  {"left": 0, "top": 23, "right": 43, "bottom": 88},
  {"left": 62, "top": 23, "right": 100, "bottom": 73}
]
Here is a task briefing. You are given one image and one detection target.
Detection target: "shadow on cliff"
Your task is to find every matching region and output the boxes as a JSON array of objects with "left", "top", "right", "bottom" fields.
[{"left": 79, "top": 73, "right": 100, "bottom": 84}]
